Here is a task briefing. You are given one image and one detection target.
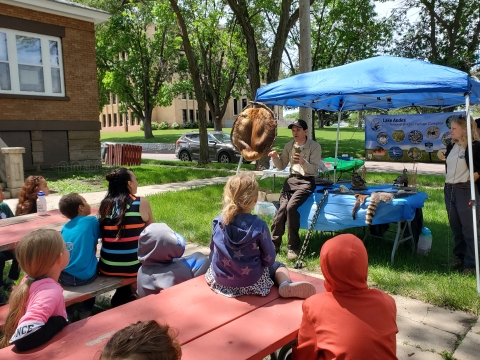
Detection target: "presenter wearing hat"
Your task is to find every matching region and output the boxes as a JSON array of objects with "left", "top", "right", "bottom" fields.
[{"left": 268, "top": 119, "right": 322, "bottom": 260}]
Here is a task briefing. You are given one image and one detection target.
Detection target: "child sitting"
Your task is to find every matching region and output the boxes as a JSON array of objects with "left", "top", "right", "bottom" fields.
[
  {"left": 137, "top": 223, "right": 210, "bottom": 298},
  {"left": 15, "top": 175, "right": 50, "bottom": 216},
  {"left": 100, "top": 320, "right": 181, "bottom": 360},
  {"left": 58, "top": 193, "right": 100, "bottom": 320},
  {"left": 0, "top": 185, "right": 19, "bottom": 305},
  {"left": 292, "top": 234, "right": 398, "bottom": 360},
  {"left": 206, "top": 172, "right": 316, "bottom": 299},
  {"left": 58, "top": 193, "right": 99, "bottom": 286},
  {"left": 0, "top": 229, "right": 69, "bottom": 351}
]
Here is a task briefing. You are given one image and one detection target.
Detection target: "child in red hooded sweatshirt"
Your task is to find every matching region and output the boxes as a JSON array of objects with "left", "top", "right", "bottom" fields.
[{"left": 292, "top": 234, "right": 398, "bottom": 360}]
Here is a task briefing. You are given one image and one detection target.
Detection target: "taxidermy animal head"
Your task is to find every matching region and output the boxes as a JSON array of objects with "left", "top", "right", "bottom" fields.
[{"left": 231, "top": 105, "right": 277, "bottom": 161}]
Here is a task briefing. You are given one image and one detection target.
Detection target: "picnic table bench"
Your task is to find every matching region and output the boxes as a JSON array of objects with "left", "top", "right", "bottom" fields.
[{"left": 0, "top": 272, "right": 325, "bottom": 359}]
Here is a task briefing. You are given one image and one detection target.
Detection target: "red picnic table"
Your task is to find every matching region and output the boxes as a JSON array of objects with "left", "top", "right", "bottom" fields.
[
  {"left": 0, "top": 272, "right": 325, "bottom": 359},
  {"left": 0, "top": 209, "right": 98, "bottom": 252}
]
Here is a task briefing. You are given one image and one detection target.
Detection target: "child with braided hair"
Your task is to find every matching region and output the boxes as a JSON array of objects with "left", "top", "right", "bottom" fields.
[{"left": 206, "top": 172, "right": 316, "bottom": 299}]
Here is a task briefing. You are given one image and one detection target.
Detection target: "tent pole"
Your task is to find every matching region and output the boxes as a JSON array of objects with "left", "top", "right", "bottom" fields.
[
  {"left": 464, "top": 95, "right": 480, "bottom": 294},
  {"left": 236, "top": 155, "right": 243, "bottom": 175},
  {"left": 333, "top": 111, "right": 342, "bottom": 182}
]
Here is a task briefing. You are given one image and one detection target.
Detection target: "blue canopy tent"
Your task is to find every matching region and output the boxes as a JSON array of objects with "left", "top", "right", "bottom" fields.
[{"left": 255, "top": 55, "right": 480, "bottom": 292}]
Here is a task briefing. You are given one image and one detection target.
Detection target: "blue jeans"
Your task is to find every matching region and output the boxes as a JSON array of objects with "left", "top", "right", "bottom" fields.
[{"left": 59, "top": 271, "right": 98, "bottom": 287}]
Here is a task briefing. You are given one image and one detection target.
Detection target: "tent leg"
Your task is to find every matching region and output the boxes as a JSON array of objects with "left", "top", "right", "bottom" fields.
[
  {"left": 465, "top": 95, "right": 480, "bottom": 294},
  {"left": 333, "top": 111, "right": 342, "bottom": 183}
]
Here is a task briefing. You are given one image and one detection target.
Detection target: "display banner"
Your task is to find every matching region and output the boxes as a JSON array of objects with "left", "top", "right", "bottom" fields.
[{"left": 365, "top": 112, "right": 464, "bottom": 163}]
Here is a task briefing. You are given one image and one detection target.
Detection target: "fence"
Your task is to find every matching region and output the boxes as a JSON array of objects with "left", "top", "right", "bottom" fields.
[{"left": 105, "top": 144, "right": 142, "bottom": 166}]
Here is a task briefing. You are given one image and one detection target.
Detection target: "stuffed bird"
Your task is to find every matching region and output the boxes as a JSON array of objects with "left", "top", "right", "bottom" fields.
[
  {"left": 351, "top": 171, "right": 367, "bottom": 190},
  {"left": 393, "top": 169, "right": 409, "bottom": 187}
]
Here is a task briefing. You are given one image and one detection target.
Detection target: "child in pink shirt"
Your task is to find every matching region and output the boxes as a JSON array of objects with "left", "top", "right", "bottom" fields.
[{"left": 0, "top": 229, "right": 70, "bottom": 351}]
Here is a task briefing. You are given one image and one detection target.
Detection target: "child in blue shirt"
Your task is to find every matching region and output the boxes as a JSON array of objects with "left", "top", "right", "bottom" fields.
[
  {"left": 59, "top": 193, "right": 100, "bottom": 286},
  {"left": 58, "top": 193, "right": 99, "bottom": 320}
]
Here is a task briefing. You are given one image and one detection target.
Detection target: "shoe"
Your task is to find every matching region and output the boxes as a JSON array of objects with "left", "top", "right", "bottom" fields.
[
  {"left": 461, "top": 268, "right": 476, "bottom": 276},
  {"left": 278, "top": 281, "right": 316, "bottom": 299},
  {"left": 442, "top": 256, "right": 464, "bottom": 271},
  {"left": 287, "top": 249, "right": 298, "bottom": 260}
]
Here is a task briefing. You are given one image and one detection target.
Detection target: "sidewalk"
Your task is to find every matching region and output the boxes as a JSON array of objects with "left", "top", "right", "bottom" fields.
[{"left": 4, "top": 174, "right": 479, "bottom": 359}]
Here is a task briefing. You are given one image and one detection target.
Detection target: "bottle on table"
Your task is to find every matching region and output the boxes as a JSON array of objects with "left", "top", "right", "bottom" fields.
[
  {"left": 37, "top": 191, "right": 47, "bottom": 216},
  {"left": 417, "top": 227, "right": 432, "bottom": 255}
]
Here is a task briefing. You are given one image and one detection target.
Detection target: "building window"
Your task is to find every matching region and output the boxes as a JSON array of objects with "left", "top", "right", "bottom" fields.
[
  {"left": 121, "top": 51, "right": 126, "bottom": 60},
  {"left": 188, "top": 91, "right": 193, "bottom": 100},
  {"left": 196, "top": 110, "right": 199, "bottom": 121},
  {"left": 102, "top": 114, "right": 106, "bottom": 127},
  {"left": 119, "top": 114, "right": 123, "bottom": 126},
  {"left": 182, "top": 92, "right": 186, "bottom": 99},
  {"left": 0, "top": 28, "right": 65, "bottom": 96},
  {"left": 112, "top": 94, "right": 116, "bottom": 104},
  {"left": 242, "top": 98, "right": 247, "bottom": 109},
  {"left": 108, "top": 114, "right": 112, "bottom": 127},
  {"left": 182, "top": 109, "right": 187, "bottom": 123},
  {"left": 126, "top": 113, "right": 129, "bottom": 125},
  {"left": 114, "top": 113, "right": 117, "bottom": 126},
  {"left": 189, "top": 109, "right": 194, "bottom": 122},
  {"left": 233, "top": 99, "right": 238, "bottom": 115},
  {"left": 208, "top": 110, "right": 213, "bottom": 121}
]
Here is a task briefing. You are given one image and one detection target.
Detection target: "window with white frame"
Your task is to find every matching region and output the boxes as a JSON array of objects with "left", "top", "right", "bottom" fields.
[{"left": 0, "top": 28, "right": 65, "bottom": 96}]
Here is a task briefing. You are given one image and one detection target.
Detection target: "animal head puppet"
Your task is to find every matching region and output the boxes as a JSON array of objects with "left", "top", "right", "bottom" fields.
[{"left": 231, "top": 102, "right": 277, "bottom": 161}]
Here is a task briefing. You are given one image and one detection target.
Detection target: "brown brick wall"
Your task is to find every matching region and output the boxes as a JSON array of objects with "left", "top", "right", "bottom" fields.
[{"left": 0, "top": 4, "right": 99, "bottom": 121}]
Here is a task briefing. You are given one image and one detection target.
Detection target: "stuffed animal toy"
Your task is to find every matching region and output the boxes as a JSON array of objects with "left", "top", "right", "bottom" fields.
[
  {"left": 351, "top": 171, "right": 367, "bottom": 190},
  {"left": 231, "top": 102, "right": 277, "bottom": 161}
]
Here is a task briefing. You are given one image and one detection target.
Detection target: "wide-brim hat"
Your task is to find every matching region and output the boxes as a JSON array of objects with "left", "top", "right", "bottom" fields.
[{"left": 231, "top": 101, "right": 277, "bottom": 161}]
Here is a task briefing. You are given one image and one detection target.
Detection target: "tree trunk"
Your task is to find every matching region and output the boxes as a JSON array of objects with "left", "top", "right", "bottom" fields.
[
  {"left": 214, "top": 112, "right": 223, "bottom": 131},
  {"left": 358, "top": 110, "right": 363, "bottom": 128},
  {"left": 143, "top": 107, "right": 154, "bottom": 139}
]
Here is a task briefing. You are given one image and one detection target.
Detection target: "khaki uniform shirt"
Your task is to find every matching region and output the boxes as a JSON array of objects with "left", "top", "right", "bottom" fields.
[{"left": 272, "top": 138, "right": 322, "bottom": 177}]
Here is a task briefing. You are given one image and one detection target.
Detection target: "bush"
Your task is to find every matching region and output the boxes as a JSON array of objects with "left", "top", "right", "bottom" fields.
[
  {"left": 191, "top": 121, "right": 199, "bottom": 129},
  {"left": 183, "top": 122, "right": 192, "bottom": 129},
  {"left": 207, "top": 121, "right": 214, "bottom": 128},
  {"left": 140, "top": 121, "right": 144, "bottom": 131},
  {"left": 159, "top": 121, "right": 169, "bottom": 130},
  {"left": 150, "top": 122, "right": 159, "bottom": 130},
  {"left": 171, "top": 122, "right": 180, "bottom": 129}
]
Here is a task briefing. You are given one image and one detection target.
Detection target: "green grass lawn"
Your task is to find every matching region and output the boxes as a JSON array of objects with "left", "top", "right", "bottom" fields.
[
  {"left": 101, "top": 127, "right": 366, "bottom": 159},
  {"left": 148, "top": 173, "right": 480, "bottom": 314},
  {"left": 29, "top": 165, "right": 231, "bottom": 195}
]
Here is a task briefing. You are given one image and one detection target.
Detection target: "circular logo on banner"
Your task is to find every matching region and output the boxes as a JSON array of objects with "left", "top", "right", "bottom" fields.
[
  {"left": 370, "top": 119, "right": 382, "bottom": 132},
  {"left": 377, "top": 132, "right": 389, "bottom": 146},
  {"left": 446, "top": 115, "right": 462, "bottom": 129},
  {"left": 392, "top": 130, "right": 405, "bottom": 143},
  {"left": 425, "top": 126, "right": 441, "bottom": 140},
  {"left": 372, "top": 146, "right": 386, "bottom": 159},
  {"left": 389, "top": 147, "right": 403, "bottom": 160},
  {"left": 407, "top": 147, "right": 422, "bottom": 160},
  {"left": 408, "top": 130, "right": 423, "bottom": 144},
  {"left": 441, "top": 132, "right": 452, "bottom": 146}
]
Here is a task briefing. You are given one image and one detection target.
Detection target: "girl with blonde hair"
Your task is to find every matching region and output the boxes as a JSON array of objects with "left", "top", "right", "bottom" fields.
[
  {"left": 206, "top": 172, "right": 316, "bottom": 298},
  {"left": 0, "top": 229, "right": 69, "bottom": 351},
  {"left": 444, "top": 114, "right": 480, "bottom": 275}
]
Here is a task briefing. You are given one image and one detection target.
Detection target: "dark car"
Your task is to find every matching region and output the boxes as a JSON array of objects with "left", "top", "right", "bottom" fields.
[{"left": 175, "top": 131, "right": 242, "bottom": 163}]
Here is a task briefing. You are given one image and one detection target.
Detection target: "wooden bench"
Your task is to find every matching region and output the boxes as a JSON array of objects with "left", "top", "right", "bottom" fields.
[{"left": 0, "top": 272, "right": 325, "bottom": 359}]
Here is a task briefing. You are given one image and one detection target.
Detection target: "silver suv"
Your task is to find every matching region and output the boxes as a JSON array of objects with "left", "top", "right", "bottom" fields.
[{"left": 175, "top": 131, "right": 242, "bottom": 163}]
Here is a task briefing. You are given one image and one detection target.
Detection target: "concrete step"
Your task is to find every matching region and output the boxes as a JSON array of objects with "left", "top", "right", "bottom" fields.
[{"left": 0, "top": 183, "right": 11, "bottom": 199}]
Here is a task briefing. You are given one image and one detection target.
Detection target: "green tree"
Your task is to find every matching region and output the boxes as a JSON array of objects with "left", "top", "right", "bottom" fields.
[
  {"left": 391, "top": 0, "right": 480, "bottom": 73},
  {"left": 94, "top": 1, "right": 183, "bottom": 138}
]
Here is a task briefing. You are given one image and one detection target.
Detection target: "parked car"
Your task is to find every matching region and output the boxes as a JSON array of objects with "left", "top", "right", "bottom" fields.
[{"left": 175, "top": 131, "right": 242, "bottom": 163}]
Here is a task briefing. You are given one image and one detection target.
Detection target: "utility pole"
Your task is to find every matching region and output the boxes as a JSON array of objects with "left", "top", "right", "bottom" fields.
[{"left": 299, "top": 0, "right": 313, "bottom": 139}]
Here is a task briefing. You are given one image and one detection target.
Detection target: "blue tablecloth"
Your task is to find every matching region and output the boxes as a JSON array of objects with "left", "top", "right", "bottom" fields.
[{"left": 298, "top": 185, "right": 428, "bottom": 231}]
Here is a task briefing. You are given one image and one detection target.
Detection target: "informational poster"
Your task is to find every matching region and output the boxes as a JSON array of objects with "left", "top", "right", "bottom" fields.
[{"left": 365, "top": 112, "right": 464, "bottom": 163}]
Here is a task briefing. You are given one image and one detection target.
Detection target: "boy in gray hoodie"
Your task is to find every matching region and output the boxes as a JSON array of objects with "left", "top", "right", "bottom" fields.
[{"left": 137, "top": 223, "right": 210, "bottom": 298}]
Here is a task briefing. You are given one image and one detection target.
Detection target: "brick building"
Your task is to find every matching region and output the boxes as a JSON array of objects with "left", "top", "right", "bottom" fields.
[{"left": 0, "top": 0, "right": 109, "bottom": 169}]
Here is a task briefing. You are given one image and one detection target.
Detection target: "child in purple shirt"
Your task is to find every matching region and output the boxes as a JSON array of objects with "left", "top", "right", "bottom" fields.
[{"left": 206, "top": 172, "right": 316, "bottom": 299}]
